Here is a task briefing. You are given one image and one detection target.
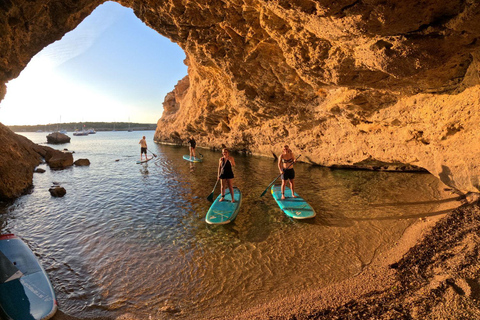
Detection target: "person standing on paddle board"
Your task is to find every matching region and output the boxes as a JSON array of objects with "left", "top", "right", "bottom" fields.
[
  {"left": 278, "top": 145, "right": 297, "bottom": 200},
  {"left": 139, "top": 136, "right": 148, "bottom": 161},
  {"left": 218, "top": 148, "right": 236, "bottom": 203},
  {"left": 187, "top": 136, "right": 196, "bottom": 159}
]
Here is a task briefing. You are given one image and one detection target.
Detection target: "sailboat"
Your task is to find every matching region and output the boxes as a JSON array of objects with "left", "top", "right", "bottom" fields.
[{"left": 128, "top": 117, "right": 133, "bottom": 132}]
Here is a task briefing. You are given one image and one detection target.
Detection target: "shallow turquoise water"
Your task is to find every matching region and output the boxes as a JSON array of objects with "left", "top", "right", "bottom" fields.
[{"left": 0, "top": 131, "right": 459, "bottom": 319}]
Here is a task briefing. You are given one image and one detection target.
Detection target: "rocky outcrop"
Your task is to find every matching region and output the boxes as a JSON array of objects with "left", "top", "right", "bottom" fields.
[
  {"left": 0, "top": 123, "right": 43, "bottom": 200},
  {"left": 47, "top": 132, "right": 71, "bottom": 144},
  {"left": 1, "top": 0, "right": 480, "bottom": 195},
  {"left": 45, "top": 149, "right": 74, "bottom": 169},
  {"left": 0, "top": 124, "right": 73, "bottom": 200}
]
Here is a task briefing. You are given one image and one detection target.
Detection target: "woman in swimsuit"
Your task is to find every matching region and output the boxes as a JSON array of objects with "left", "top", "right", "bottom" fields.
[
  {"left": 187, "top": 136, "right": 196, "bottom": 159},
  {"left": 218, "top": 148, "right": 236, "bottom": 203},
  {"left": 278, "top": 145, "right": 297, "bottom": 200}
]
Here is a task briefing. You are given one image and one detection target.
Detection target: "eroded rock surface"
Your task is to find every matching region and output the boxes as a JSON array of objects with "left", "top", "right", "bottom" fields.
[
  {"left": 0, "top": 124, "right": 73, "bottom": 200},
  {"left": 1, "top": 0, "right": 480, "bottom": 195}
]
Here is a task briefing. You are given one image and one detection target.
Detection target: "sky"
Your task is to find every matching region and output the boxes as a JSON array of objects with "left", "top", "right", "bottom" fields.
[{"left": 0, "top": 1, "right": 188, "bottom": 125}]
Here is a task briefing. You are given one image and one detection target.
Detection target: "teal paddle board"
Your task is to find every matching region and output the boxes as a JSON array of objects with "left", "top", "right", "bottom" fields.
[
  {"left": 205, "top": 187, "right": 242, "bottom": 224},
  {"left": 271, "top": 185, "right": 316, "bottom": 219},
  {"left": 183, "top": 155, "right": 202, "bottom": 163},
  {"left": 0, "top": 234, "right": 57, "bottom": 320},
  {"left": 136, "top": 157, "right": 153, "bottom": 164}
]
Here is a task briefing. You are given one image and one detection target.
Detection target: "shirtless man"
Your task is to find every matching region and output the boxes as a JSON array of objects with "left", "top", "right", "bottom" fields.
[
  {"left": 139, "top": 136, "right": 148, "bottom": 161},
  {"left": 278, "top": 145, "right": 297, "bottom": 200}
]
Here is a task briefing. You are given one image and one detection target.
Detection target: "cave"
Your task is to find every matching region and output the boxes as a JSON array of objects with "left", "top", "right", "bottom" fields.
[{"left": 1, "top": 0, "right": 480, "bottom": 195}]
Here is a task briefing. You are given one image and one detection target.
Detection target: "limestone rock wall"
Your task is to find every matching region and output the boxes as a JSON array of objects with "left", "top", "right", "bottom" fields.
[
  {"left": 2, "top": 0, "right": 480, "bottom": 194},
  {"left": 0, "top": 123, "right": 43, "bottom": 200}
]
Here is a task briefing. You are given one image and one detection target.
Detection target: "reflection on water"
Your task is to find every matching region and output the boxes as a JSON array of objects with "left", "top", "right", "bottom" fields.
[{"left": 0, "top": 131, "right": 461, "bottom": 319}]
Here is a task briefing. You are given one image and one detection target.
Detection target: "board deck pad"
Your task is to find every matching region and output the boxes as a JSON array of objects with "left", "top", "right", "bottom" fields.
[
  {"left": 183, "top": 155, "right": 203, "bottom": 163},
  {"left": 271, "top": 185, "right": 316, "bottom": 219},
  {"left": 205, "top": 187, "right": 242, "bottom": 224}
]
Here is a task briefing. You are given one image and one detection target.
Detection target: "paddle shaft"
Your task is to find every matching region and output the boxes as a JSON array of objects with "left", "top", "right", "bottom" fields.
[
  {"left": 260, "top": 154, "right": 301, "bottom": 197},
  {"left": 207, "top": 159, "right": 228, "bottom": 200},
  {"left": 147, "top": 149, "right": 157, "bottom": 157}
]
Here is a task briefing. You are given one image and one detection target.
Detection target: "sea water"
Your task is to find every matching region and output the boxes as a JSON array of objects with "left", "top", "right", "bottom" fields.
[{"left": 0, "top": 131, "right": 460, "bottom": 319}]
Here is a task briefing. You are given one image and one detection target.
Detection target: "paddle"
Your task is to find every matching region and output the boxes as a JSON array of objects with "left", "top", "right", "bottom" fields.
[
  {"left": 260, "top": 154, "right": 301, "bottom": 197},
  {"left": 207, "top": 159, "right": 227, "bottom": 202},
  {"left": 147, "top": 149, "right": 157, "bottom": 158}
]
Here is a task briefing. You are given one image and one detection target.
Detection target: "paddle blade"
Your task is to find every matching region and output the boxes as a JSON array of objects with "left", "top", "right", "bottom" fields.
[
  {"left": 207, "top": 192, "right": 214, "bottom": 202},
  {"left": 260, "top": 188, "right": 268, "bottom": 197}
]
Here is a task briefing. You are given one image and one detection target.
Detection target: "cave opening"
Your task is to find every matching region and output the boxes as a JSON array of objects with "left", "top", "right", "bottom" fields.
[{"left": 0, "top": 1, "right": 187, "bottom": 127}]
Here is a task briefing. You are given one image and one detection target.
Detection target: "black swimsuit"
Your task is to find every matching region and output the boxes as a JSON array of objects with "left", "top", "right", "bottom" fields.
[{"left": 220, "top": 158, "right": 234, "bottom": 179}]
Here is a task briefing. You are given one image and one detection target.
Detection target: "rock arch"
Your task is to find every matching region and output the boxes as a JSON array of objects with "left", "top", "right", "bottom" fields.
[{"left": 2, "top": 0, "right": 480, "bottom": 193}]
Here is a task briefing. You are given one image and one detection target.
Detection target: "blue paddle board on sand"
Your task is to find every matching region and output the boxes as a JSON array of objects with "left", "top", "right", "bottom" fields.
[
  {"left": 205, "top": 187, "right": 242, "bottom": 224},
  {"left": 183, "top": 155, "right": 202, "bottom": 163},
  {"left": 0, "top": 234, "right": 57, "bottom": 320},
  {"left": 271, "top": 185, "right": 316, "bottom": 219},
  {"left": 136, "top": 157, "right": 153, "bottom": 164}
]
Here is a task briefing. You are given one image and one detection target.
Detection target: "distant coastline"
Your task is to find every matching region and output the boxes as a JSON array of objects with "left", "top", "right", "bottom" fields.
[{"left": 7, "top": 122, "right": 157, "bottom": 132}]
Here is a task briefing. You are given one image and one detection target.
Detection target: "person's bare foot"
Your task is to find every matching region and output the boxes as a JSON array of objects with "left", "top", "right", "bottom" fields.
[
  {"left": 292, "top": 194, "right": 297, "bottom": 198},
  {"left": 219, "top": 196, "right": 225, "bottom": 202},
  {"left": 281, "top": 194, "right": 286, "bottom": 200},
  {"left": 231, "top": 199, "right": 235, "bottom": 203}
]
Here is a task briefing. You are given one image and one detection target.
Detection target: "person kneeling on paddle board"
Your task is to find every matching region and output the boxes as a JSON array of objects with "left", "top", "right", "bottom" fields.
[
  {"left": 187, "top": 136, "right": 196, "bottom": 159},
  {"left": 218, "top": 148, "right": 236, "bottom": 203},
  {"left": 139, "top": 136, "right": 148, "bottom": 161},
  {"left": 278, "top": 145, "right": 297, "bottom": 200}
]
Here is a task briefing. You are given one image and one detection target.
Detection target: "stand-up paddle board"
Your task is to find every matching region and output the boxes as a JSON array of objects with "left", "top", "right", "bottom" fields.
[
  {"left": 271, "top": 185, "right": 316, "bottom": 219},
  {"left": 205, "top": 187, "right": 242, "bottom": 224},
  {"left": 0, "top": 234, "right": 57, "bottom": 320},
  {"left": 183, "top": 155, "right": 202, "bottom": 163},
  {"left": 136, "top": 157, "right": 153, "bottom": 164}
]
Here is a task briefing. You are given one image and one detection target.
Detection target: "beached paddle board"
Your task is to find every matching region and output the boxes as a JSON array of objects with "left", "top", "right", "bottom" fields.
[
  {"left": 271, "top": 185, "right": 316, "bottom": 219},
  {"left": 183, "top": 155, "right": 203, "bottom": 163},
  {"left": 136, "top": 157, "right": 153, "bottom": 164},
  {"left": 205, "top": 187, "right": 242, "bottom": 224},
  {"left": 0, "top": 234, "right": 57, "bottom": 320}
]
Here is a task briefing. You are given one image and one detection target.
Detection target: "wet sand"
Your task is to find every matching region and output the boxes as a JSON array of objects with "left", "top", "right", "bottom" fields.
[{"left": 53, "top": 200, "right": 480, "bottom": 320}]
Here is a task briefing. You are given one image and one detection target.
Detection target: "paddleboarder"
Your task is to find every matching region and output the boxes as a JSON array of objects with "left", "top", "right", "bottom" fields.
[
  {"left": 278, "top": 145, "right": 297, "bottom": 200},
  {"left": 139, "top": 136, "right": 148, "bottom": 161},
  {"left": 218, "top": 148, "right": 236, "bottom": 203},
  {"left": 187, "top": 136, "right": 196, "bottom": 159}
]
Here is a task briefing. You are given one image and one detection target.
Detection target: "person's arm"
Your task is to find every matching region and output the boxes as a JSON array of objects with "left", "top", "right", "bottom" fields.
[
  {"left": 229, "top": 156, "right": 236, "bottom": 167},
  {"left": 278, "top": 155, "right": 283, "bottom": 173}
]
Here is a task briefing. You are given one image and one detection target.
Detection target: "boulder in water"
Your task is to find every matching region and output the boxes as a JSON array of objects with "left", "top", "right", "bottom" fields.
[
  {"left": 46, "top": 132, "right": 70, "bottom": 144},
  {"left": 49, "top": 186, "right": 66, "bottom": 197},
  {"left": 74, "top": 159, "right": 90, "bottom": 166}
]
